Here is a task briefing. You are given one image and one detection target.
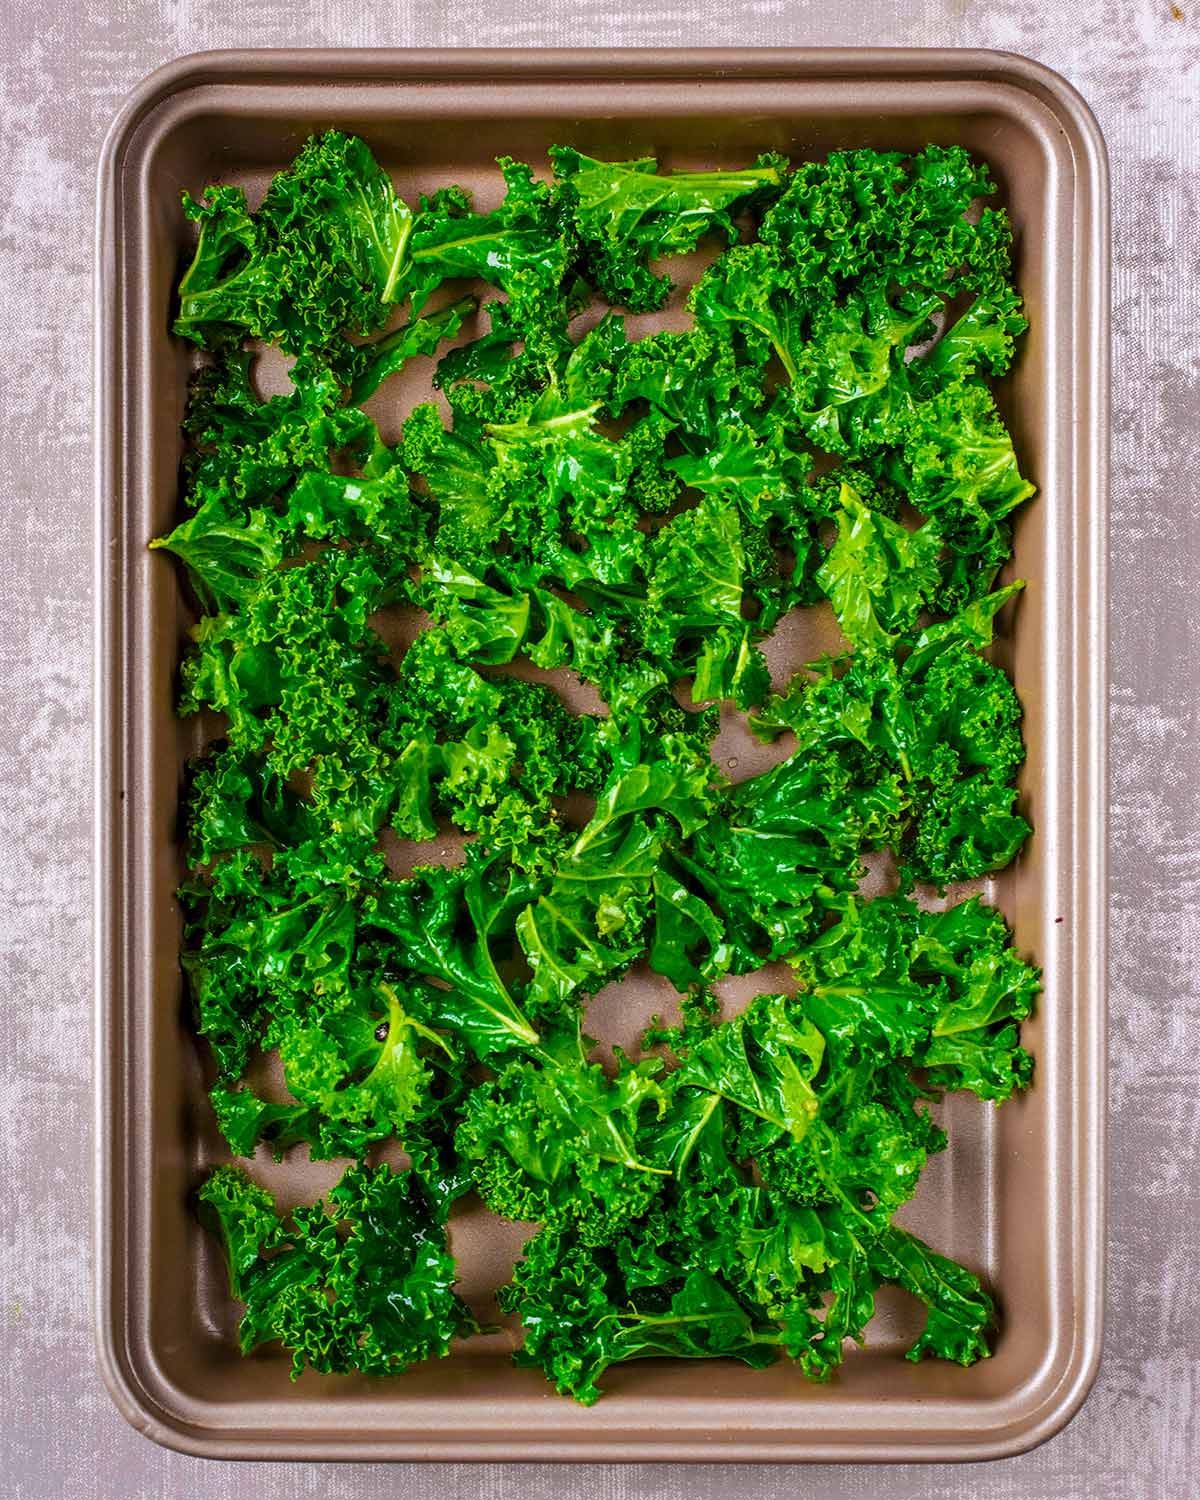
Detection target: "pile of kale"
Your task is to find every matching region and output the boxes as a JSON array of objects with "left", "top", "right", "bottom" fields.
[{"left": 160, "top": 133, "right": 1039, "bottom": 1401}]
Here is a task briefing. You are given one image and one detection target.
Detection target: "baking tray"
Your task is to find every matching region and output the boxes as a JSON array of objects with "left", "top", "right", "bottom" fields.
[{"left": 94, "top": 48, "right": 1109, "bottom": 1462}]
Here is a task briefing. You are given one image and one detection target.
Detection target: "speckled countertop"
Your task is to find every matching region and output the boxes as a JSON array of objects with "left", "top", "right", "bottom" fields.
[{"left": 1, "top": 3, "right": 1197, "bottom": 1497}]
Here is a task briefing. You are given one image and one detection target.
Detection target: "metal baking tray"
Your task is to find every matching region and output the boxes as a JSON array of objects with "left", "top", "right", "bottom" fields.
[{"left": 94, "top": 47, "right": 1109, "bottom": 1462}]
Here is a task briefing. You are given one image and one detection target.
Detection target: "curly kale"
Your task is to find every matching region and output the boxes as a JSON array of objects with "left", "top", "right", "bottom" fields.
[
  {"left": 160, "top": 134, "right": 1038, "bottom": 1397},
  {"left": 199, "top": 1163, "right": 475, "bottom": 1377},
  {"left": 501, "top": 968, "right": 1023, "bottom": 1402},
  {"left": 456, "top": 1027, "right": 669, "bottom": 1243}
]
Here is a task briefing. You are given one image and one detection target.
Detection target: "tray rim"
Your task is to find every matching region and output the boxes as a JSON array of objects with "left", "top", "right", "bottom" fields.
[{"left": 93, "top": 45, "right": 1109, "bottom": 1464}]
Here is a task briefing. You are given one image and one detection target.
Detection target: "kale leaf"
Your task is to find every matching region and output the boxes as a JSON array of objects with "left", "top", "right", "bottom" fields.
[{"left": 199, "top": 1163, "right": 476, "bottom": 1378}]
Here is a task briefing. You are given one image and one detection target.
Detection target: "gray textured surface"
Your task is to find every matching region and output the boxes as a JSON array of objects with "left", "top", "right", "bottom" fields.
[{"left": 0, "top": 2, "right": 1196, "bottom": 1496}]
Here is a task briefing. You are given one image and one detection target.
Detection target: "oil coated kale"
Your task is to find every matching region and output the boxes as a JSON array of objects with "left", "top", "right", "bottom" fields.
[{"left": 161, "top": 133, "right": 1038, "bottom": 1398}]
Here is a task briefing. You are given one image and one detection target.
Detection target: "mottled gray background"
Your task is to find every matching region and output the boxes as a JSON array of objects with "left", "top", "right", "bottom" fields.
[{"left": 1, "top": 0, "right": 1196, "bottom": 1495}]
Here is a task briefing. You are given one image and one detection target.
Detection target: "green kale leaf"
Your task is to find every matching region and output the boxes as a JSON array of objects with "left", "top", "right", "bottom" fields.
[{"left": 199, "top": 1163, "right": 476, "bottom": 1377}]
